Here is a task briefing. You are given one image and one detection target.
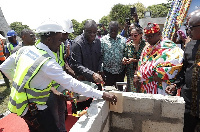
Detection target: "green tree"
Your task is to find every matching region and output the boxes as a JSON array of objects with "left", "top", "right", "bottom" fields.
[
  {"left": 133, "top": 2, "right": 146, "bottom": 19},
  {"left": 69, "top": 19, "right": 81, "bottom": 40},
  {"left": 109, "top": 3, "right": 146, "bottom": 30},
  {"left": 10, "top": 22, "right": 30, "bottom": 36},
  {"left": 99, "top": 15, "right": 110, "bottom": 28},
  {"left": 109, "top": 4, "right": 130, "bottom": 25},
  {"left": 146, "top": 3, "right": 170, "bottom": 18},
  {"left": 69, "top": 19, "right": 88, "bottom": 39}
]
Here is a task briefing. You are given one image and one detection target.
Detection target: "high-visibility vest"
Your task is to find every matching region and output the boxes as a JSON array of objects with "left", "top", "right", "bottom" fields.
[
  {"left": 8, "top": 46, "right": 52, "bottom": 116},
  {"left": 35, "top": 39, "right": 40, "bottom": 45},
  {"left": 51, "top": 43, "right": 65, "bottom": 89},
  {"left": 6, "top": 43, "right": 15, "bottom": 55},
  {"left": 0, "top": 39, "right": 5, "bottom": 61}
]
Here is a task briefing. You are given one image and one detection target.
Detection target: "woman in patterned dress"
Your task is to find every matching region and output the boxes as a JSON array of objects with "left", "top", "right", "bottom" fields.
[{"left": 122, "top": 26, "right": 146, "bottom": 92}]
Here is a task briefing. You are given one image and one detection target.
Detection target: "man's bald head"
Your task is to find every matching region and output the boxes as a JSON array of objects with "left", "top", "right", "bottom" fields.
[
  {"left": 84, "top": 20, "right": 97, "bottom": 30},
  {"left": 188, "top": 9, "right": 200, "bottom": 40},
  {"left": 188, "top": 9, "right": 200, "bottom": 26},
  {"left": 84, "top": 20, "right": 97, "bottom": 43}
]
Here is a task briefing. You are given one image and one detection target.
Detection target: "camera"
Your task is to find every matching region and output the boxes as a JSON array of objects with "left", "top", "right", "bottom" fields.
[
  {"left": 125, "top": 18, "right": 131, "bottom": 25},
  {"left": 131, "top": 7, "right": 137, "bottom": 16}
]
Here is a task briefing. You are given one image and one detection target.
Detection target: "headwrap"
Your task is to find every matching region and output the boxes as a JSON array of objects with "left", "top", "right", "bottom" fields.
[{"left": 144, "top": 23, "right": 160, "bottom": 34}]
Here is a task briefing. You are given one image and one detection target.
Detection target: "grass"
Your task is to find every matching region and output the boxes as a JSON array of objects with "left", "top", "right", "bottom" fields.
[{"left": 0, "top": 74, "right": 10, "bottom": 114}]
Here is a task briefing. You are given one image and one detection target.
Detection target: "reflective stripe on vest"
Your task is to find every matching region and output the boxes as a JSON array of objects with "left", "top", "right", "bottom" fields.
[
  {"left": 7, "top": 43, "right": 14, "bottom": 55},
  {"left": 50, "top": 43, "right": 65, "bottom": 89},
  {"left": 8, "top": 46, "right": 52, "bottom": 116}
]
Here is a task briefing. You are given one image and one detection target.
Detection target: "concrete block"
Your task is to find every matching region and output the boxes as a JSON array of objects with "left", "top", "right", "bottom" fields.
[
  {"left": 111, "top": 114, "right": 133, "bottom": 130},
  {"left": 69, "top": 115, "right": 90, "bottom": 132},
  {"left": 70, "top": 100, "right": 103, "bottom": 132},
  {"left": 88, "top": 113, "right": 102, "bottom": 132},
  {"left": 109, "top": 91, "right": 123, "bottom": 113},
  {"left": 142, "top": 120, "right": 183, "bottom": 132},
  {"left": 103, "top": 116, "right": 110, "bottom": 132},
  {"left": 100, "top": 100, "right": 110, "bottom": 122},
  {"left": 162, "top": 96, "right": 185, "bottom": 119},
  {"left": 123, "top": 96, "right": 154, "bottom": 114}
]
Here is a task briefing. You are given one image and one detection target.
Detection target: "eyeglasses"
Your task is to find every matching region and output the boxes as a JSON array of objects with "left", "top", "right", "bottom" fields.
[
  {"left": 187, "top": 25, "right": 200, "bottom": 31},
  {"left": 144, "top": 33, "right": 157, "bottom": 39}
]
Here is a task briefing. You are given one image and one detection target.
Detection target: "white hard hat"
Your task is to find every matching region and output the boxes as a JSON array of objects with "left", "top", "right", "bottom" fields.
[
  {"left": 0, "top": 34, "right": 6, "bottom": 40},
  {"left": 36, "top": 19, "right": 64, "bottom": 34},
  {"left": 60, "top": 19, "right": 74, "bottom": 33}
]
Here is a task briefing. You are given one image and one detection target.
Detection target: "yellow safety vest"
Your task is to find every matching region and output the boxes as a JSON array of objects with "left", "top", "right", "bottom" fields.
[
  {"left": 35, "top": 39, "right": 40, "bottom": 45},
  {"left": 7, "top": 43, "right": 14, "bottom": 55},
  {"left": 51, "top": 43, "right": 65, "bottom": 89},
  {"left": 8, "top": 46, "right": 52, "bottom": 116}
]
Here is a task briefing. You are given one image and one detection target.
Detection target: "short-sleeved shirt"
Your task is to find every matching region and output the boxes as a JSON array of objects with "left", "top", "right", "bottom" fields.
[{"left": 100, "top": 34, "right": 126, "bottom": 74}]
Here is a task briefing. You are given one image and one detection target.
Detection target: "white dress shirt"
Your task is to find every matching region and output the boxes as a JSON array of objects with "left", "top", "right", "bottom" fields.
[{"left": 0, "top": 42, "right": 104, "bottom": 115}]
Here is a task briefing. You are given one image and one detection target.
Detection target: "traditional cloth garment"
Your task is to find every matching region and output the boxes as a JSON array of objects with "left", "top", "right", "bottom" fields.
[
  {"left": 124, "top": 39, "right": 146, "bottom": 92},
  {"left": 137, "top": 38, "right": 183, "bottom": 95}
]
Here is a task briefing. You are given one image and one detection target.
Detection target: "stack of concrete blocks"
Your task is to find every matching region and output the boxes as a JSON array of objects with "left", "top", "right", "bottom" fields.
[
  {"left": 70, "top": 99, "right": 110, "bottom": 132},
  {"left": 70, "top": 91, "right": 185, "bottom": 132}
]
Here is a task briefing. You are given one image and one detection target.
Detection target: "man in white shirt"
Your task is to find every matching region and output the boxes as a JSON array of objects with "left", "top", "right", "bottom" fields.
[{"left": 0, "top": 20, "right": 117, "bottom": 132}]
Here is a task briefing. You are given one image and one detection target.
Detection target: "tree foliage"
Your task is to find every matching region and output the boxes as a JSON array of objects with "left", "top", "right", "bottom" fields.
[
  {"left": 69, "top": 19, "right": 81, "bottom": 40},
  {"left": 99, "top": 15, "right": 110, "bottom": 29},
  {"left": 108, "top": 2, "right": 147, "bottom": 30},
  {"left": 146, "top": 3, "right": 170, "bottom": 18},
  {"left": 133, "top": 2, "right": 146, "bottom": 19},
  {"left": 9, "top": 22, "right": 30, "bottom": 36},
  {"left": 109, "top": 4, "right": 130, "bottom": 26},
  {"left": 69, "top": 19, "right": 88, "bottom": 40}
]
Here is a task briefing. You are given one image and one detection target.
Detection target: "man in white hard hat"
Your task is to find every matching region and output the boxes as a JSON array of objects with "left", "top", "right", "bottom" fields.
[
  {"left": 47, "top": 19, "right": 76, "bottom": 132},
  {"left": 60, "top": 19, "right": 75, "bottom": 76},
  {"left": 0, "top": 20, "right": 117, "bottom": 132},
  {"left": 61, "top": 19, "right": 74, "bottom": 64}
]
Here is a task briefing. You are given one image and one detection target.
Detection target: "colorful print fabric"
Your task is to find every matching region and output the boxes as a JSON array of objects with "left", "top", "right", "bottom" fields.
[
  {"left": 124, "top": 39, "right": 146, "bottom": 92},
  {"left": 137, "top": 39, "right": 184, "bottom": 95},
  {"left": 101, "top": 34, "right": 126, "bottom": 74}
]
